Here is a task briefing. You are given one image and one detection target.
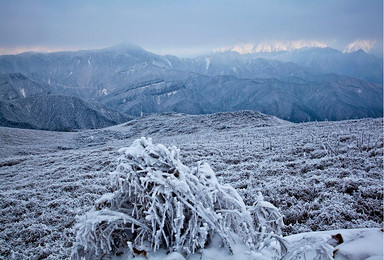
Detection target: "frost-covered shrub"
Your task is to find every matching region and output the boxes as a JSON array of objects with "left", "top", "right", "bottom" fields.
[{"left": 71, "top": 137, "right": 286, "bottom": 259}]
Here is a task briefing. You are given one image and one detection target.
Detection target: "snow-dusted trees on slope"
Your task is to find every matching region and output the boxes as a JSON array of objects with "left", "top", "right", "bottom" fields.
[{"left": 71, "top": 137, "right": 286, "bottom": 259}]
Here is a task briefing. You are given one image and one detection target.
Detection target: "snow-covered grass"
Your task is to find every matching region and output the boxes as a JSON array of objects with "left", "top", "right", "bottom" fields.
[{"left": 0, "top": 111, "right": 382, "bottom": 258}]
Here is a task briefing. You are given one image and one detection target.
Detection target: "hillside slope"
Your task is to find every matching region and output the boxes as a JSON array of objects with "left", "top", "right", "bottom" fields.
[
  {"left": 0, "top": 95, "right": 131, "bottom": 131},
  {"left": 0, "top": 73, "right": 50, "bottom": 100}
]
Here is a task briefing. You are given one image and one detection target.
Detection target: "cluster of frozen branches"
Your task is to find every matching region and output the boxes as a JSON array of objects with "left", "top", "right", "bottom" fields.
[{"left": 71, "top": 137, "right": 287, "bottom": 259}]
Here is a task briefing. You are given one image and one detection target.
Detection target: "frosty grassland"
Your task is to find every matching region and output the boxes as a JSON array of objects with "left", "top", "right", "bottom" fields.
[{"left": 0, "top": 111, "right": 382, "bottom": 258}]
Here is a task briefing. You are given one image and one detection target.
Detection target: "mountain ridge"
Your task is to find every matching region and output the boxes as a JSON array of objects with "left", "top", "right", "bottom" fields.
[
  {"left": 0, "top": 94, "right": 131, "bottom": 131},
  {"left": 0, "top": 44, "right": 382, "bottom": 128}
]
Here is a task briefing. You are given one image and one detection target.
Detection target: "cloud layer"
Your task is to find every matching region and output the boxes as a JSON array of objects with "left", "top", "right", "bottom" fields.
[
  {"left": 0, "top": 0, "right": 382, "bottom": 56},
  {"left": 343, "top": 40, "right": 377, "bottom": 53},
  {"left": 215, "top": 40, "right": 329, "bottom": 54}
]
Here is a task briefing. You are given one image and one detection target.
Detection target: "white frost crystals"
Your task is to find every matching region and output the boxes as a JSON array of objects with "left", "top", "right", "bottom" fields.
[{"left": 71, "top": 137, "right": 288, "bottom": 259}]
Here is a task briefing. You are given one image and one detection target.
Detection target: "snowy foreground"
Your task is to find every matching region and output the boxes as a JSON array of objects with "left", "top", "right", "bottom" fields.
[
  {"left": 111, "top": 228, "right": 383, "bottom": 260},
  {"left": 0, "top": 112, "right": 382, "bottom": 259}
]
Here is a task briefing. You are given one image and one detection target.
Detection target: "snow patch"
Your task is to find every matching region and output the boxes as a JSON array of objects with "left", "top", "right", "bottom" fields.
[
  {"left": 165, "top": 58, "right": 172, "bottom": 67},
  {"left": 285, "top": 228, "right": 383, "bottom": 260},
  {"left": 134, "top": 81, "right": 165, "bottom": 92},
  {"left": 20, "top": 88, "right": 26, "bottom": 98},
  {"left": 205, "top": 57, "right": 210, "bottom": 71},
  {"left": 156, "top": 96, "right": 161, "bottom": 105},
  {"left": 167, "top": 90, "right": 178, "bottom": 96}
]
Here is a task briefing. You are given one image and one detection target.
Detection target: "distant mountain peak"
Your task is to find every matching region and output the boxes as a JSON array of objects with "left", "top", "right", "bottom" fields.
[{"left": 102, "top": 43, "right": 145, "bottom": 52}]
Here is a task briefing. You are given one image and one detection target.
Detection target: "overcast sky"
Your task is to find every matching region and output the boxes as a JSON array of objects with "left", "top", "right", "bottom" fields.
[{"left": 0, "top": 0, "right": 382, "bottom": 57}]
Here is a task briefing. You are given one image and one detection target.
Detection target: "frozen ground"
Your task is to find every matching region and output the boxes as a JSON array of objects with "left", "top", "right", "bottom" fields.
[
  {"left": 284, "top": 228, "right": 383, "bottom": 260},
  {"left": 0, "top": 111, "right": 382, "bottom": 258},
  {"left": 110, "top": 228, "right": 383, "bottom": 260}
]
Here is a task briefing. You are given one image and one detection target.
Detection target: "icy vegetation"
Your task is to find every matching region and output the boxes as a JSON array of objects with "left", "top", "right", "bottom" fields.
[
  {"left": 0, "top": 111, "right": 382, "bottom": 258},
  {"left": 72, "top": 137, "right": 285, "bottom": 259}
]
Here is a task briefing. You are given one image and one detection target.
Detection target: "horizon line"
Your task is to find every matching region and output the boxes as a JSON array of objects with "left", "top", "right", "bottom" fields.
[{"left": 0, "top": 42, "right": 382, "bottom": 58}]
